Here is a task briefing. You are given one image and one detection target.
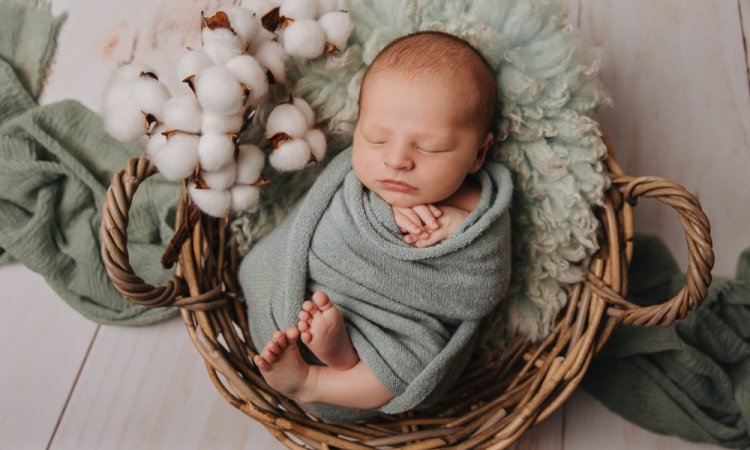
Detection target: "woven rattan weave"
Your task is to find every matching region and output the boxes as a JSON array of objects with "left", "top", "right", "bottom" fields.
[{"left": 100, "top": 137, "right": 713, "bottom": 449}]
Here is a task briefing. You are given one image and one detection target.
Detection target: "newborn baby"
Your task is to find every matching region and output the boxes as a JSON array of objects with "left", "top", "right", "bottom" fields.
[{"left": 240, "top": 31, "right": 513, "bottom": 422}]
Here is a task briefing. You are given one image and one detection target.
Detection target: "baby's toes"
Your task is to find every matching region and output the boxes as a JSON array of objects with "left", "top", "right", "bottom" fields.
[
  {"left": 301, "top": 300, "right": 317, "bottom": 314},
  {"left": 312, "top": 291, "right": 332, "bottom": 310},
  {"left": 261, "top": 348, "right": 278, "bottom": 364},
  {"left": 298, "top": 319, "right": 310, "bottom": 332},
  {"left": 300, "top": 329, "right": 312, "bottom": 344},
  {"left": 298, "top": 310, "right": 312, "bottom": 324},
  {"left": 284, "top": 326, "right": 300, "bottom": 342},
  {"left": 253, "top": 355, "right": 270, "bottom": 371}
]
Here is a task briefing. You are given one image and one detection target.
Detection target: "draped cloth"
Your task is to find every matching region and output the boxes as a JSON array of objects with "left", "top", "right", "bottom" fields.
[{"left": 240, "top": 147, "right": 513, "bottom": 423}]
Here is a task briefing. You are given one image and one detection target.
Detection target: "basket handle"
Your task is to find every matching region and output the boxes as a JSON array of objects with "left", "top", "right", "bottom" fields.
[
  {"left": 100, "top": 153, "right": 186, "bottom": 307},
  {"left": 588, "top": 174, "right": 714, "bottom": 327}
]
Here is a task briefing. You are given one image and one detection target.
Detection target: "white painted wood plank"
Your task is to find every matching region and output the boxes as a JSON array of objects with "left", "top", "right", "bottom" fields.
[
  {"left": 41, "top": 0, "right": 228, "bottom": 112},
  {"left": 0, "top": 264, "right": 98, "bottom": 450},
  {"left": 578, "top": 0, "right": 750, "bottom": 278},
  {"left": 563, "top": 389, "right": 723, "bottom": 450},
  {"left": 510, "top": 408, "right": 563, "bottom": 450},
  {"left": 49, "top": 318, "right": 285, "bottom": 450}
]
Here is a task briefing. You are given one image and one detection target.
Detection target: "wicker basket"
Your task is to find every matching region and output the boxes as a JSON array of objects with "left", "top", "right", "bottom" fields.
[{"left": 100, "top": 136, "right": 714, "bottom": 449}]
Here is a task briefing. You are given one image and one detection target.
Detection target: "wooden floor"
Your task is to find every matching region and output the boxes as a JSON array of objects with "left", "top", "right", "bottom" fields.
[{"left": 3, "top": 0, "right": 749, "bottom": 448}]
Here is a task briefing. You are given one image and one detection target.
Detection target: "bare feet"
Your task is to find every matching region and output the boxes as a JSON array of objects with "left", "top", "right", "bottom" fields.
[
  {"left": 297, "top": 291, "right": 359, "bottom": 370},
  {"left": 254, "top": 327, "right": 316, "bottom": 402}
]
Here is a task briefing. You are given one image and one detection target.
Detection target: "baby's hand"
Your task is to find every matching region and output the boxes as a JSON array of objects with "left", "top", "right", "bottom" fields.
[
  {"left": 409, "top": 205, "right": 468, "bottom": 247},
  {"left": 392, "top": 204, "right": 442, "bottom": 243}
]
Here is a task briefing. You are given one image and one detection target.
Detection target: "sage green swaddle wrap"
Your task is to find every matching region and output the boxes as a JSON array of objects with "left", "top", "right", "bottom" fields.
[{"left": 240, "top": 147, "right": 513, "bottom": 423}]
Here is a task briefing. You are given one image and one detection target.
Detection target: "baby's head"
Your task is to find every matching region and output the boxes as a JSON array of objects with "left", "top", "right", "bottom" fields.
[{"left": 352, "top": 31, "right": 498, "bottom": 208}]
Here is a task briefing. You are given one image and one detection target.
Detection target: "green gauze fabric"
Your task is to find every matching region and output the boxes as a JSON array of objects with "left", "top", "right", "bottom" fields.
[
  {"left": 584, "top": 234, "right": 750, "bottom": 448},
  {"left": 0, "top": 0, "right": 180, "bottom": 325},
  {"left": 240, "top": 147, "right": 513, "bottom": 423}
]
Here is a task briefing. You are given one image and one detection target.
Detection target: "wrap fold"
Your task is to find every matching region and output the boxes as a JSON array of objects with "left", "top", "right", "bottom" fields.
[{"left": 240, "top": 147, "right": 513, "bottom": 423}]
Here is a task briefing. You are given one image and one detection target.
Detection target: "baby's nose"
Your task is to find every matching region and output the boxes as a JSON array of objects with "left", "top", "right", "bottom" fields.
[{"left": 383, "top": 145, "right": 414, "bottom": 170}]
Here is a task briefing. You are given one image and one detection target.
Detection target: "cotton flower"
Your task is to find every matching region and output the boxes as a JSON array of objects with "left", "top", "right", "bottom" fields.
[
  {"left": 163, "top": 95, "right": 202, "bottom": 133},
  {"left": 104, "top": 100, "right": 149, "bottom": 142},
  {"left": 247, "top": 27, "right": 276, "bottom": 54},
  {"left": 242, "top": 0, "right": 274, "bottom": 17},
  {"left": 269, "top": 138, "right": 311, "bottom": 171},
  {"left": 203, "top": 41, "right": 243, "bottom": 65},
  {"left": 282, "top": 19, "right": 325, "bottom": 59},
  {"left": 225, "top": 55, "right": 269, "bottom": 105},
  {"left": 230, "top": 184, "right": 261, "bottom": 212},
  {"left": 188, "top": 182, "right": 231, "bottom": 217},
  {"left": 202, "top": 112, "right": 244, "bottom": 134},
  {"left": 195, "top": 66, "right": 245, "bottom": 114},
  {"left": 201, "top": 161, "right": 237, "bottom": 190},
  {"left": 201, "top": 25, "right": 243, "bottom": 50},
  {"left": 130, "top": 76, "right": 171, "bottom": 120},
  {"left": 198, "top": 133, "right": 236, "bottom": 171},
  {"left": 236, "top": 144, "right": 265, "bottom": 184},
  {"left": 253, "top": 40, "right": 287, "bottom": 83},
  {"left": 146, "top": 125, "right": 168, "bottom": 158},
  {"left": 280, "top": 0, "right": 317, "bottom": 21},
  {"left": 318, "top": 11, "right": 352, "bottom": 51},
  {"left": 266, "top": 102, "right": 309, "bottom": 138},
  {"left": 175, "top": 48, "right": 213, "bottom": 83},
  {"left": 112, "top": 62, "right": 156, "bottom": 83},
  {"left": 303, "top": 128, "right": 326, "bottom": 162},
  {"left": 151, "top": 133, "right": 200, "bottom": 181},
  {"left": 292, "top": 97, "right": 315, "bottom": 128},
  {"left": 220, "top": 5, "right": 259, "bottom": 48}
]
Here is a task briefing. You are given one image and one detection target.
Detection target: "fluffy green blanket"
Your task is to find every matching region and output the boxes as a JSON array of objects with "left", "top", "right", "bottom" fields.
[
  {"left": 0, "top": 0, "right": 178, "bottom": 325},
  {"left": 240, "top": 147, "right": 513, "bottom": 423}
]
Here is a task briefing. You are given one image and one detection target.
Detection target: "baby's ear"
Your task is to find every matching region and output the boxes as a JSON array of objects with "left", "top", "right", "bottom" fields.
[{"left": 470, "top": 132, "right": 494, "bottom": 173}]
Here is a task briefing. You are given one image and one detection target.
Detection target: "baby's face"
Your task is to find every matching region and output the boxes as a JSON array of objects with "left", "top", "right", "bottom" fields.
[{"left": 352, "top": 70, "right": 491, "bottom": 208}]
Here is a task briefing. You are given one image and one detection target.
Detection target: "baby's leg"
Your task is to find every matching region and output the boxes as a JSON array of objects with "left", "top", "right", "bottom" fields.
[{"left": 297, "top": 291, "right": 358, "bottom": 370}]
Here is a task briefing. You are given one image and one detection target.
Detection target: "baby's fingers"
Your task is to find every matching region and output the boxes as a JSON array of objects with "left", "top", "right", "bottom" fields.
[
  {"left": 394, "top": 208, "right": 425, "bottom": 234},
  {"left": 411, "top": 204, "right": 440, "bottom": 230}
]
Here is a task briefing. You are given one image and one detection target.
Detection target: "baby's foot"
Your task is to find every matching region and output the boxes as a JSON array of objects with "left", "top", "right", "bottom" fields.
[
  {"left": 254, "top": 327, "right": 314, "bottom": 402},
  {"left": 297, "top": 291, "right": 359, "bottom": 370}
]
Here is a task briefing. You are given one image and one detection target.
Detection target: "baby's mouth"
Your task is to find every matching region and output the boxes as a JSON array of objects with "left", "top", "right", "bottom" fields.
[{"left": 378, "top": 179, "right": 417, "bottom": 193}]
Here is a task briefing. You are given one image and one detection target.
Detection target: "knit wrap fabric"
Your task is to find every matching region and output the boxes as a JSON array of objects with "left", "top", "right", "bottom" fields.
[{"left": 240, "top": 147, "right": 513, "bottom": 423}]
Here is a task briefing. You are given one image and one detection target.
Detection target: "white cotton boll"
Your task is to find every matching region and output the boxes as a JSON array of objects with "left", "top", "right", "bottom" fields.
[
  {"left": 318, "top": 11, "right": 352, "bottom": 50},
  {"left": 202, "top": 112, "right": 243, "bottom": 134},
  {"left": 236, "top": 144, "right": 265, "bottom": 184},
  {"left": 221, "top": 6, "right": 258, "bottom": 48},
  {"left": 195, "top": 66, "right": 245, "bottom": 115},
  {"left": 269, "top": 139, "right": 311, "bottom": 172},
  {"left": 266, "top": 103, "right": 309, "bottom": 138},
  {"left": 225, "top": 55, "right": 269, "bottom": 105},
  {"left": 202, "top": 41, "right": 243, "bottom": 66},
  {"left": 248, "top": 27, "right": 275, "bottom": 54},
  {"left": 304, "top": 128, "right": 326, "bottom": 162},
  {"left": 292, "top": 97, "right": 314, "bottom": 128},
  {"left": 103, "top": 78, "right": 135, "bottom": 112},
  {"left": 201, "top": 161, "right": 237, "bottom": 190},
  {"left": 104, "top": 101, "right": 148, "bottom": 142},
  {"left": 175, "top": 49, "right": 213, "bottom": 82},
  {"left": 315, "top": 0, "right": 338, "bottom": 16},
  {"left": 131, "top": 76, "right": 170, "bottom": 120},
  {"left": 282, "top": 19, "right": 325, "bottom": 59},
  {"left": 230, "top": 185, "right": 261, "bottom": 212},
  {"left": 188, "top": 182, "right": 231, "bottom": 217},
  {"left": 241, "top": 0, "right": 274, "bottom": 17},
  {"left": 113, "top": 62, "right": 156, "bottom": 83},
  {"left": 201, "top": 27, "right": 243, "bottom": 50},
  {"left": 254, "top": 40, "right": 287, "bottom": 83},
  {"left": 280, "top": 0, "right": 317, "bottom": 20},
  {"left": 151, "top": 133, "right": 200, "bottom": 181},
  {"left": 198, "top": 134, "right": 236, "bottom": 171},
  {"left": 163, "top": 95, "right": 202, "bottom": 133},
  {"left": 268, "top": 0, "right": 283, "bottom": 6},
  {"left": 336, "top": 0, "right": 347, "bottom": 10},
  {"left": 146, "top": 125, "right": 168, "bottom": 159}
]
